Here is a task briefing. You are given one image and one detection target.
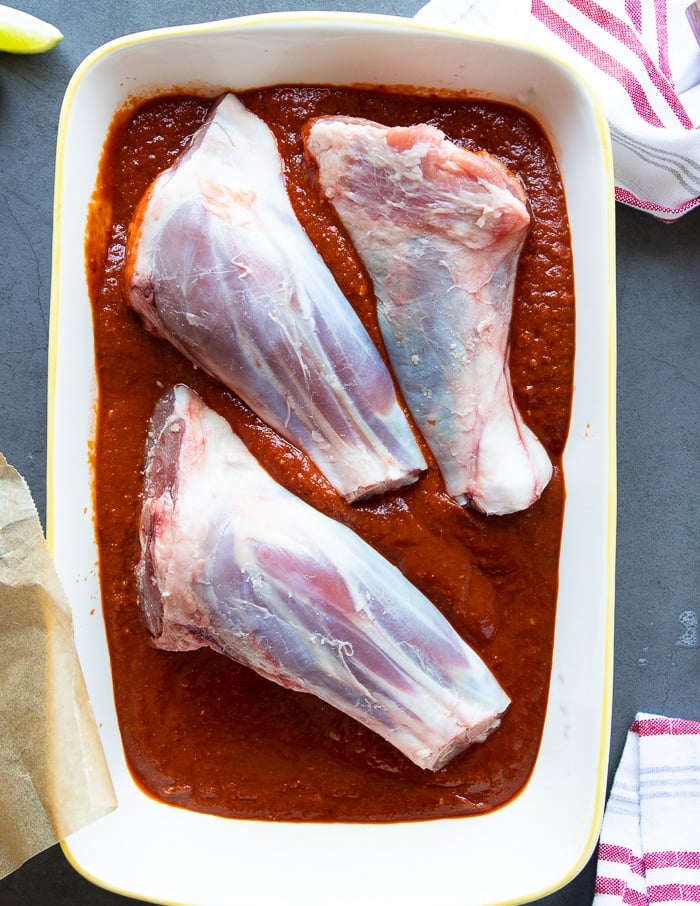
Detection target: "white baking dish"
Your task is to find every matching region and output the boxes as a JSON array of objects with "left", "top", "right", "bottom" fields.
[{"left": 48, "top": 12, "right": 616, "bottom": 905}]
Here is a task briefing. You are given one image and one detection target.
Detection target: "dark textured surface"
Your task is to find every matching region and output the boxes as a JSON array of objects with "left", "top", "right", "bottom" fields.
[{"left": 0, "top": 2, "right": 698, "bottom": 904}]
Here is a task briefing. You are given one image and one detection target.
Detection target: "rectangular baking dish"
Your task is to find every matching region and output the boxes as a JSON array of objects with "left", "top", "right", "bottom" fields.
[{"left": 48, "top": 12, "right": 616, "bottom": 905}]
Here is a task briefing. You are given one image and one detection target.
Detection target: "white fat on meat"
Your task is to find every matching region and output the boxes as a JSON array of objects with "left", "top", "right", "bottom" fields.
[
  {"left": 125, "top": 94, "right": 426, "bottom": 504},
  {"left": 138, "top": 384, "right": 510, "bottom": 771},
  {"left": 304, "top": 116, "right": 553, "bottom": 515}
]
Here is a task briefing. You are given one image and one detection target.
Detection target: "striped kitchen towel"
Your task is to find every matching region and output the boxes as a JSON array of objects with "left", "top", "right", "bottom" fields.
[
  {"left": 414, "top": 0, "right": 700, "bottom": 221},
  {"left": 592, "top": 713, "right": 700, "bottom": 905}
]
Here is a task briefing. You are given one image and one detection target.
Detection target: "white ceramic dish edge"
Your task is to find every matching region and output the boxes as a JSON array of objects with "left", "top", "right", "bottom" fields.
[{"left": 47, "top": 12, "right": 617, "bottom": 906}]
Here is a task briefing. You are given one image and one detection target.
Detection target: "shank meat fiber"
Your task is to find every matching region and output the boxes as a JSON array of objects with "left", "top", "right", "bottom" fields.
[
  {"left": 125, "top": 94, "right": 426, "bottom": 504},
  {"left": 304, "top": 116, "right": 553, "bottom": 515},
  {"left": 137, "top": 384, "right": 510, "bottom": 771}
]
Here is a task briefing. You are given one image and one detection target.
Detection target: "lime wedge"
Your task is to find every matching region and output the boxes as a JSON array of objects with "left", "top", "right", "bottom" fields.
[{"left": 0, "top": 4, "right": 62, "bottom": 54}]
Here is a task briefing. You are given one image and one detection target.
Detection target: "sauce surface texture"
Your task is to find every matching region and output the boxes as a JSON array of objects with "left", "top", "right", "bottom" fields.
[{"left": 87, "top": 86, "right": 575, "bottom": 822}]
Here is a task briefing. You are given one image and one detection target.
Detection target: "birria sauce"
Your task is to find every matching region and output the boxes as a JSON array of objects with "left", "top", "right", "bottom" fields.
[{"left": 86, "top": 86, "right": 574, "bottom": 822}]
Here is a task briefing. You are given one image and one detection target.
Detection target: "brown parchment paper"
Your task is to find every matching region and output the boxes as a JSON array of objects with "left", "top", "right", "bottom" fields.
[{"left": 0, "top": 453, "right": 116, "bottom": 880}]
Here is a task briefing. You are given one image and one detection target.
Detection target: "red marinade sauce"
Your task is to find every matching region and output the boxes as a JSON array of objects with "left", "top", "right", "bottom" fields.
[{"left": 86, "top": 86, "right": 575, "bottom": 823}]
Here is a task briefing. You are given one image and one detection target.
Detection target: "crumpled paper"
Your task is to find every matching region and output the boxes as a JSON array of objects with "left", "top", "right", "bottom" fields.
[{"left": 0, "top": 453, "right": 115, "bottom": 880}]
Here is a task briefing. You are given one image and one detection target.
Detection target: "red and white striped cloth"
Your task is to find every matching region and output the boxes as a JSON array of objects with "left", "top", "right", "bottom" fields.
[
  {"left": 414, "top": 0, "right": 700, "bottom": 221},
  {"left": 593, "top": 713, "right": 700, "bottom": 905}
]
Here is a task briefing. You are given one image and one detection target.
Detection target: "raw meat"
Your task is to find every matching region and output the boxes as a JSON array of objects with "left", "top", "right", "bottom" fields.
[
  {"left": 138, "top": 384, "right": 510, "bottom": 771},
  {"left": 125, "top": 94, "right": 426, "bottom": 504},
  {"left": 304, "top": 116, "right": 553, "bottom": 515}
]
